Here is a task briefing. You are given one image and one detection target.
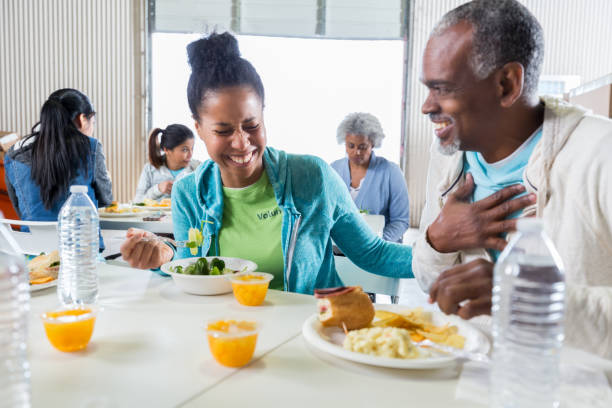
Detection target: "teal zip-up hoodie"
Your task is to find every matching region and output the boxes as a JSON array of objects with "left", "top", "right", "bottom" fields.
[{"left": 171, "top": 147, "right": 413, "bottom": 294}]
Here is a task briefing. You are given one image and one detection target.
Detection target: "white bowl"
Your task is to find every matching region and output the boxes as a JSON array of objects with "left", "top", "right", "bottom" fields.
[{"left": 160, "top": 257, "right": 258, "bottom": 295}]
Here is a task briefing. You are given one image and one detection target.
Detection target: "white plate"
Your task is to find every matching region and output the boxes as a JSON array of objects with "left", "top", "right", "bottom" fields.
[
  {"left": 30, "top": 279, "right": 57, "bottom": 292},
  {"left": 160, "top": 257, "right": 258, "bottom": 295},
  {"left": 302, "top": 305, "right": 490, "bottom": 369},
  {"left": 132, "top": 205, "right": 171, "bottom": 212},
  {"left": 98, "top": 209, "right": 152, "bottom": 218}
]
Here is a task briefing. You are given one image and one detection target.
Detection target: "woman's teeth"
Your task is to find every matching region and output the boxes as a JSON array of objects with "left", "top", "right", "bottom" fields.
[
  {"left": 434, "top": 121, "right": 451, "bottom": 130},
  {"left": 229, "top": 151, "right": 253, "bottom": 164}
]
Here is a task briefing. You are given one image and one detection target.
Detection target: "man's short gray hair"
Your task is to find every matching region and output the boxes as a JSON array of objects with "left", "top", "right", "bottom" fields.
[
  {"left": 336, "top": 112, "right": 385, "bottom": 148},
  {"left": 433, "top": 0, "right": 544, "bottom": 97}
]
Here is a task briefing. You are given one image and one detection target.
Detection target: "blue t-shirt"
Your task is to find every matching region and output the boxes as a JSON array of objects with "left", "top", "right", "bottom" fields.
[
  {"left": 463, "top": 127, "right": 542, "bottom": 259},
  {"left": 169, "top": 168, "right": 183, "bottom": 178}
]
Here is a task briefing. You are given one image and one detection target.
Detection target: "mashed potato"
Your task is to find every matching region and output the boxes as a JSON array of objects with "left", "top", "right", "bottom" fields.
[{"left": 343, "top": 327, "right": 419, "bottom": 359}]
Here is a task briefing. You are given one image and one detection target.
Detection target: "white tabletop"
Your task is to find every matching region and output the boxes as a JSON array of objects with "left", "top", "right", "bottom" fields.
[
  {"left": 28, "top": 264, "right": 612, "bottom": 407},
  {"left": 185, "top": 334, "right": 478, "bottom": 407},
  {"left": 29, "top": 264, "right": 316, "bottom": 407}
]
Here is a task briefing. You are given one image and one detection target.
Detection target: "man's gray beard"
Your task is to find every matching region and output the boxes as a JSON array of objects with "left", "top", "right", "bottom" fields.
[{"left": 435, "top": 135, "right": 461, "bottom": 156}]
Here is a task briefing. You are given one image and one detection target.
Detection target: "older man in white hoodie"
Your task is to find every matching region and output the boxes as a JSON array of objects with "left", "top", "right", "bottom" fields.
[{"left": 413, "top": 0, "right": 612, "bottom": 358}]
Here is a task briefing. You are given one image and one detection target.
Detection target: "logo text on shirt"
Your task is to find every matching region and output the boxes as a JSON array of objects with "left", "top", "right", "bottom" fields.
[{"left": 257, "top": 207, "right": 281, "bottom": 221}]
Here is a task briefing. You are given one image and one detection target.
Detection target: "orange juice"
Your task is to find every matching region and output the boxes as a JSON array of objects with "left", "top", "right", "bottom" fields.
[
  {"left": 206, "top": 319, "right": 259, "bottom": 367},
  {"left": 41, "top": 307, "right": 97, "bottom": 352},
  {"left": 227, "top": 272, "right": 273, "bottom": 306}
]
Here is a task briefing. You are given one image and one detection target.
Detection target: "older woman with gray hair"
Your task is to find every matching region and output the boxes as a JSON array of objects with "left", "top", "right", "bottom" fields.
[{"left": 331, "top": 112, "right": 410, "bottom": 243}]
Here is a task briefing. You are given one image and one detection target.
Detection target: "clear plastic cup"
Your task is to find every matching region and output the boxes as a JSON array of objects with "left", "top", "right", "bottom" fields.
[
  {"left": 41, "top": 305, "right": 98, "bottom": 352},
  {"left": 226, "top": 272, "right": 274, "bottom": 306},
  {"left": 205, "top": 319, "right": 260, "bottom": 367}
]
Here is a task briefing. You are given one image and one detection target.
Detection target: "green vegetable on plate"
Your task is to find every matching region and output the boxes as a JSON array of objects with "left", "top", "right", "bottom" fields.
[{"left": 169, "top": 257, "right": 238, "bottom": 276}]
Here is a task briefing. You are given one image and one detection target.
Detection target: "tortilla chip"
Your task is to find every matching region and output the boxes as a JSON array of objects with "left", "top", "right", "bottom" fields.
[{"left": 30, "top": 276, "right": 55, "bottom": 285}]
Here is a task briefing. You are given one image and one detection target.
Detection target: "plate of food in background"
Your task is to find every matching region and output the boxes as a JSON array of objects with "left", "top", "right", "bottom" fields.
[
  {"left": 302, "top": 286, "right": 490, "bottom": 369},
  {"left": 132, "top": 198, "right": 172, "bottom": 212},
  {"left": 99, "top": 201, "right": 151, "bottom": 218},
  {"left": 28, "top": 250, "right": 59, "bottom": 292}
]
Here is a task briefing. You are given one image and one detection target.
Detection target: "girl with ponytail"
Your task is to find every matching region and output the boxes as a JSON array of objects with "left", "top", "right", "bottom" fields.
[
  {"left": 120, "top": 32, "right": 413, "bottom": 293},
  {"left": 133, "top": 124, "right": 199, "bottom": 202},
  {"left": 4, "top": 88, "right": 113, "bottom": 224}
]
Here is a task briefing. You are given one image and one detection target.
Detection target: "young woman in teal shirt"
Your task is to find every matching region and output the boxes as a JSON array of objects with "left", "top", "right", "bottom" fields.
[{"left": 120, "top": 32, "right": 413, "bottom": 294}]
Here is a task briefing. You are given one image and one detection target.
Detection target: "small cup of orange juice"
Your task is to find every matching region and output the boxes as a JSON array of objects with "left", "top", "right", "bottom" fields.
[
  {"left": 41, "top": 305, "right": 98, "bottom": 352},
  {"left": 227, "top": 272, "right": 273, "bottom": 306},
  {"left": 206, "top": 319, "right": 260, "bottom": 367}
]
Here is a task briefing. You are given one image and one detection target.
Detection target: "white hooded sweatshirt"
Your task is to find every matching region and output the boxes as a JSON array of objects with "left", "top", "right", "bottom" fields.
[{"left": 413, "top": 97, "right": 612, "bottom": 358}]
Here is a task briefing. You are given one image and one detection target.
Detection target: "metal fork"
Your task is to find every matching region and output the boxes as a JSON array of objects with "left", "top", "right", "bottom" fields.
[
  {"left": 137, "top": 236, "right": 191, "bottom": 248},
  {"left": 114, "top": 232, "right": 198, "bottom": 249}
]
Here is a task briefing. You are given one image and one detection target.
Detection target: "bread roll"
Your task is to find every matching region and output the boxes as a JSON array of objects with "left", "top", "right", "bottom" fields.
[{"left": 314, "top": 286, "right": 374, "bottom": 330}]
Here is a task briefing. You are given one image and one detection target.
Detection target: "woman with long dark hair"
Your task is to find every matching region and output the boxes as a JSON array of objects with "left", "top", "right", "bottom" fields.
[
  {"left": 134, "top": 124, "right": 199, "bottom": 202},
  {"left": 4, "top": 88, "right": 112, "bottom": 223}
]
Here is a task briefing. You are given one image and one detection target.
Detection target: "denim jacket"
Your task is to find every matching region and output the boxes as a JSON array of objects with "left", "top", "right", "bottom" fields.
[
  {"left": 171, "top": 147, "right": 413, "bottom": 294},
  {"left": 4, "top": 136, "right": 112, "bottom": 249}
]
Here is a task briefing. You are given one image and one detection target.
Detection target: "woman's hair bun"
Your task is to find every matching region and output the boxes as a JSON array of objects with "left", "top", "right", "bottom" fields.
[{"left": 187, "top": 32, "right": 241, "bottom": 72}]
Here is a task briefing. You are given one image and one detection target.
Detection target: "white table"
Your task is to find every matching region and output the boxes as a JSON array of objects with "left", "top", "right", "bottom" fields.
[
  {"left": 29, "top": 264, "right": 316, "bottom": 407},
  {"left": 185, "top": 335, "right": 474, "bottom": 407},
  {"left": 28, "top": 264, "right": 612, "bottom": 407}
]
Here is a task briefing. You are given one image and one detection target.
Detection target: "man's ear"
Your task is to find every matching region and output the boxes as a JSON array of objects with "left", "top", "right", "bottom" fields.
[{"left": 496, "top": 62, "right": 524, "bottom": 108}]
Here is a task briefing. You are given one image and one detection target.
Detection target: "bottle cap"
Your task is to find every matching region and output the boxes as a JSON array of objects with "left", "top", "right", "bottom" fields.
[
  {"left": 70, "top": 185, "right": 88, "bottom": 194},
  {"left": 516, "top": 217, "right": 543, "bottom": 232}
]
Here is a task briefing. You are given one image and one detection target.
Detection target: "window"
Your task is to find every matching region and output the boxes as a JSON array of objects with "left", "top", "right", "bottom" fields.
[
  {"left": 538, "top": 75, "right": 581, "bottom": 98},
  {"left": 151, "top": 33, "right": 404, "bottom": 165}
]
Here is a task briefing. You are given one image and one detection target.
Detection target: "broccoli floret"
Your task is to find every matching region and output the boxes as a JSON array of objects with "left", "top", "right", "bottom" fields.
[
  {"left": 210, "top": 258, "right": 225, "bottom": 271},
  {"left": 183, "top": 264, "right": 197, "bottom": 275},
  {"left": 194, "top": 257, "right": 209, "bottom": 275},
  {"left": 170, "top": 265, "right": 185, "bottom": 274}
]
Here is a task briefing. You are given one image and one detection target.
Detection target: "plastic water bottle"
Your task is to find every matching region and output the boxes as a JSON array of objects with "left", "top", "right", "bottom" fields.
[
  {"left": 490, "top": 218, "right": 565, "bottom": 408},
  {"left": 57, "top": 185, "right": 99, "bottom": 305},
  {"left": 0, "top": 219, "right": 31, "bottom": 407}
]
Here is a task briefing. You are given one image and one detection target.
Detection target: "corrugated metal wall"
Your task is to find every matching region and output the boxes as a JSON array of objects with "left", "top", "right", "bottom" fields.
[
  {"left": 404, "top": 0, "right": 612, "bottom": 228},
  {"left": 529, "top": 0, "right": 612, "bottom": 83},
  {"left": 0, "top": 0, "right": 146, "bottom": 203},
  {"left": 404, "top": 0, "right": 462, "bottom": 228}
]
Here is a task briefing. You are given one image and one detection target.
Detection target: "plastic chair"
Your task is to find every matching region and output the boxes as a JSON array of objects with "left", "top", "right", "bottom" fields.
[
  {"left": 334, "top": 255, "right": 400, "bottom": 304},
  {"left": 360, "top": 214, "right": 385, "bottom": 238},
  {"left": 332, "top": 213, "right": 400, "bottom": 303},
  {"left": 0, "top": 218, "right": 58, "bottom": 255}
]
